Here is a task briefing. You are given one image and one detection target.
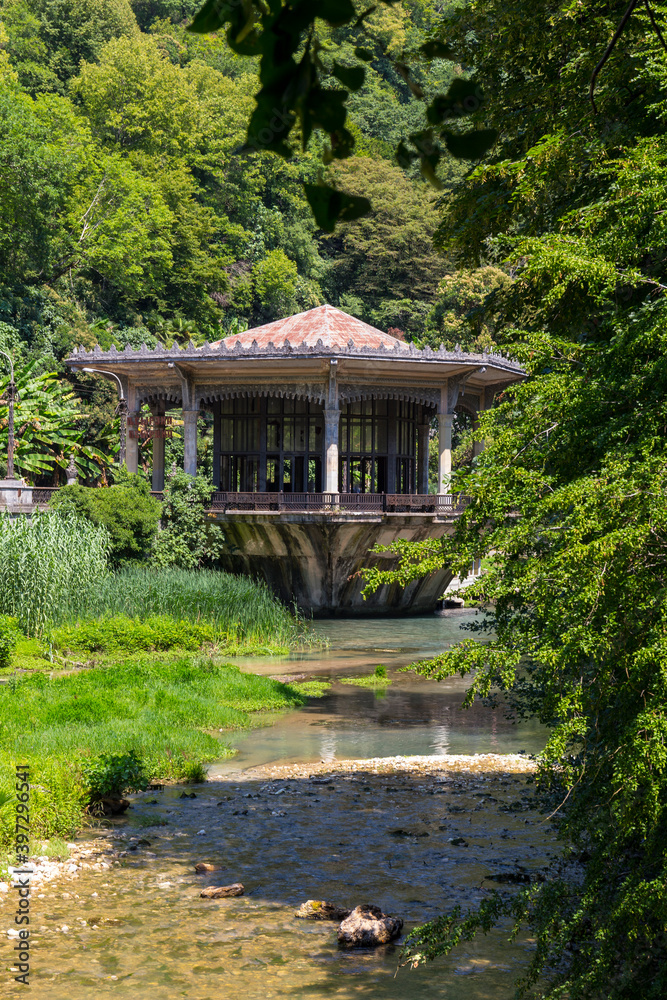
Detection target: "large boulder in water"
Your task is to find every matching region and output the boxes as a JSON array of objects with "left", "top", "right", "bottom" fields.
[{"left": 337, "top": 904, "right": 403, "bottom": 948}]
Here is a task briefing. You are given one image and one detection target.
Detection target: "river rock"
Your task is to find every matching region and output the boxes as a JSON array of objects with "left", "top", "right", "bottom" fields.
[
  {"left": 200, "top": 883, "right": 244, "bottom": 898},
  {"left": 337, "top": 904, "right": 403, "bottom": 948},
  {"left": 294, "top": 900, "right": 351, "bottom": 921},
  {"left": 194, "top": 862, "right": 222, "bottom": 873}
]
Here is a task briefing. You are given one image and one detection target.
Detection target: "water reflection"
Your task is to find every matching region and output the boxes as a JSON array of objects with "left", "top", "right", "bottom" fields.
[{"left": 216, "top": 610, "right": 543, "bottom": 773}]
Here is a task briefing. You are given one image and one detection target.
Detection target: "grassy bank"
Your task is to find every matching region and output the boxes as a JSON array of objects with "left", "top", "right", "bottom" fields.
[
  {"left": 71, "top": 567, "right": 305, "bottom": 654},
  {"left": 0, "top": 657, "right": 305, "bottom": 853},
  {"left": 0, "top": 514, "right": 313, "bottom": 660},
  {"left": 46, "top": 567, "right": 310, "bottom": 659}
]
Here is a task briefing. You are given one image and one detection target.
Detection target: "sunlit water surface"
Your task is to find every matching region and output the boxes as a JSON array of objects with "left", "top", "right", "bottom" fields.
[{"left": 0, "top": 611, "right": 552, "bottom": 1000}]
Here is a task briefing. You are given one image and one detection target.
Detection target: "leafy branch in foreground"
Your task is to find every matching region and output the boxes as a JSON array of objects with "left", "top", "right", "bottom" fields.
[
  {"left": 187, "top": 0, "right": 498, "bottom": 229},
  {"left": 360, "top": 188, "right": 667, "bottom": 997}
]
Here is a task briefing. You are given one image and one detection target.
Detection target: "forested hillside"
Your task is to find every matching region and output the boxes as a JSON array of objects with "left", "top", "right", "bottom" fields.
[{"left": 0, "top": 0, "right": 490, "bottom": 474}]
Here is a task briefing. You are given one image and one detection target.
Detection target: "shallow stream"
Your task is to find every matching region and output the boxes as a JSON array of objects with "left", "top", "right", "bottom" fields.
[{"left": 1, "top": 611, "right": 555, "bottom": 1000}]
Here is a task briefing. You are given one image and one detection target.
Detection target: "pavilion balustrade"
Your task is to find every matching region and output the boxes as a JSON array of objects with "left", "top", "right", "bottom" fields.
[
  {"left": 31, "top": 485, "right": 466, "bottom": 516},
  {"left": 208, "top": 491, "right": 466, "bottom": 513}
]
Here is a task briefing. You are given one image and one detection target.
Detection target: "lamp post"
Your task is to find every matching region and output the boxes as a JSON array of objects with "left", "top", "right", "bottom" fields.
[
  {"left": 0, "top": 350, "right": 16, "bottom": 480},
  {"left": 82, "top": 368, "right": 127, "bottom": 466}
]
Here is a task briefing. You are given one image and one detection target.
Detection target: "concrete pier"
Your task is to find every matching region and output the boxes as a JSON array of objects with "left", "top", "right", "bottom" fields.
[{"left": 215, "top": 511, "right": 456, "bottom": 616}]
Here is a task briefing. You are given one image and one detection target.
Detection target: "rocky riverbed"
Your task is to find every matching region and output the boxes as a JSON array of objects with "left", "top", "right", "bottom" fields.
[{"left": 0, "top": 753, "right": 558, "bottom": 999}]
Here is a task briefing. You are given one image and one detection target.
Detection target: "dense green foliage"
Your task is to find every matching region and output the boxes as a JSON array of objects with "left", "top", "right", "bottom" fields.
[
  {"left": 0, "top": 614, "right": 19, "bottom": 668},
  {"left": 0, "top": 657, "right": 305, "bottom": 849},
  {"left": 0, "top": 506, "right": 303, "bottom": 653},
  {"left": 51, "top": 613, "right": 217, "bottom": 653},
  {"left": 188, "top": 0, "right": 494, "bottom": 229},
  {"left": 0, "top": 361, "right": 105, "bottom": 478},
  {"left": 50, "top": 472, "right": 161, "bottom": 563},
  {"left": 81, "top": 750, "right": 149, "bottom": 802},
  {"left": 358, "top": 3, "right": 667, "bottom": 997},
  {"left": 0, "top": 511, "right": 109, "bottom": 635},
  {"left": 152, "top": 469, "right": 223, "bottom": 568}
]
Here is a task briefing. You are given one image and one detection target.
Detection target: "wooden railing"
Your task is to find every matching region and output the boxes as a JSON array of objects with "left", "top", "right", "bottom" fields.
[
  {"left": 209, "top": 492, "right": 467, "bottom": 514},
  {"left": 30, "top": 487, "right": 467, "bottom": 516}
]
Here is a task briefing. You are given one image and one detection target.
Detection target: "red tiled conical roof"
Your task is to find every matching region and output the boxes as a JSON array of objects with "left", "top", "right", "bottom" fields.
[{"left": 215, "top": 305, "right": 408, "bottom": 352}]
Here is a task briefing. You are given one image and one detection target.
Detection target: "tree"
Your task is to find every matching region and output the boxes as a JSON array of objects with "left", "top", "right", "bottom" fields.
[
  {"left": 0, "top": 0, "right": 138, "bottom": 93},
  {"left": 185, "top": 0, "right": 502, "bottom": 228},
  {"left": 420, "top": 267, "right": 511, "bottom": 352},
  {"left": 358, "top": 4, "right": 667, "bottom": 995},
  {"left": 252, "top": 247, "right": 298, "bottom": 320},
  {"left": 0, "top": 362, "right": 105, "bottom": 479}
]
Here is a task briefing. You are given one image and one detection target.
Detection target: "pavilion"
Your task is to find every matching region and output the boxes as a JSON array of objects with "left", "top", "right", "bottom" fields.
[{"left": 67, "top": 305, "right": 524, "bottom": 614}]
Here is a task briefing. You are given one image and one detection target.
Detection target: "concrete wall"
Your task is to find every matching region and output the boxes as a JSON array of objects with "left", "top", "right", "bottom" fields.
[{"left": 215, "top": 512, "right": 455, "bottom": 616}]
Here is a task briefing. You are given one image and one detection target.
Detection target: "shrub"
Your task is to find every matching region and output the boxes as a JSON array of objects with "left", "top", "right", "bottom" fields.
[
  {"left": 51, "top": 471, "right": 161, "bottom": 565},
  {"left": 0, "top": 614, "right": 20, "bottom": 669},
  {"left": 50, "top": 614, "right": 216, "bottom": 653},
  {"left": 0, "top": 511, "right": 109, "bottom": 635},
  {"left": 81, "top": 751, "right": 149, "bottom": 801}
]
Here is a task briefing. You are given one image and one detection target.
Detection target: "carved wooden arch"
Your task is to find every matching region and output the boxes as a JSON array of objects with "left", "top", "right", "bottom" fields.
[
  {"left": 454, "top": 399, "right": 479, "bottom": 420},
  {"left": 135, "top": 387, "right": 182, "bottom": 408},
  {"left": 338, "top": 384, "right": 440, "bottom": 408},
  {"left": 197, "top": 383, "right": 327, "bottom": 407}
]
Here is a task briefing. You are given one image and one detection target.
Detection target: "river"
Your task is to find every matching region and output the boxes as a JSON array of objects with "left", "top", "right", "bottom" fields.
[{"left": 1, "top": 611, "right": 554, "bottom": 999}]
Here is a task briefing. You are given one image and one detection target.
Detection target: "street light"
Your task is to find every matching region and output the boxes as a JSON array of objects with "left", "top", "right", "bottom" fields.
[
  {"left": 82, "top": 368, "right": 127, "bottom": 467},
  {"left": 0, "top": 350, "right": 16, "bottom": 480}
]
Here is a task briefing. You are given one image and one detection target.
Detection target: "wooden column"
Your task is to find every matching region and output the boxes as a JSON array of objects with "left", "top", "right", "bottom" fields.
[
  {"left": 324, "top": 360, "right": 340, "bottom": 494},
  {"left": 212, "top": 400, "right": 221, "bottom": 488},
  {"left": 125, "top": 381, "right": 139, "bottom": 474},
  {"left": 183, "top": 410, "right": 198, "bottom": 476},
  {"left": 258, "top": 396, "right": 267, "bottom": 492},
  {"left": 437, "top": 413, "right": 453, "bottom": 494},
  {"left": 151, "top": 399, "right": 165, "bottom": 491},
  {"left": 323, "top": 408, "right": 339, "bottom": 493},
  {"left": 417, "top": 413, "right": 430, "bottom": 494},
  {"left": 386, "top": 398, "right": 397, "bottom": 494}
]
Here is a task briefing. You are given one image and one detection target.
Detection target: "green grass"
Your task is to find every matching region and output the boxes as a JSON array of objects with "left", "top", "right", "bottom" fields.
[
  {"left": 0, "top": 657, "right": 305, "bottom": 852},
  {"left": 339, "top": 665, "right": 392, "bottom": 688},
  {"left": 35, "top": 838, "right": 70, "bottom": 861},
  {"left": 50, "top": 615, "right": 218, "bottom": 654},
  {"left": 9, "top": 638, "right": 50, "bottom": 671},
  {"left": 290, "top": 679, "right": 332, "bottom": 698}
]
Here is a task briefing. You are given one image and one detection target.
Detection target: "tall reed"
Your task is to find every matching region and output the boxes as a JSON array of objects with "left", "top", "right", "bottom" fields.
[
  {"left": 74, "top": 566, "right": 303, "bottom": 648},
  {"left": 0, "top": 512, "right": 109, "bottom": 635}
]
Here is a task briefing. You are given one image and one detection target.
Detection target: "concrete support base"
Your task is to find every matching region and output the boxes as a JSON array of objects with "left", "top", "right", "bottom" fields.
[{"left": 215, "top": 513, "right": 455, "bottom": 616}]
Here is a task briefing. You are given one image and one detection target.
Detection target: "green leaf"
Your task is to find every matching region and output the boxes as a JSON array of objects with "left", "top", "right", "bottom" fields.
[
  {"left": 396, "top": 140, "right": 416, "bottom": 169},
  {"left": 332, "top": 62, "right": 366, "bottom": 91},
  {"left": 420, "top": 40, "right": 458, "bottom": 61},
  {"left": 427, "top": 79, "right": 484, "bottom": 124},
  {"left": 443, "top": 128, "right": 498, "bottom": 159},
  {"left": 303, "top": 183, "right": 371, "bottom": 232},
  {"left": 305, "top": 88, "right": 348, "bottom": 133},
  {"left": 316, "top": 0, "right": 356, "bottom": 27},
  {"left": 187, "top": 0, "right": 235, "bottom": 34}
]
